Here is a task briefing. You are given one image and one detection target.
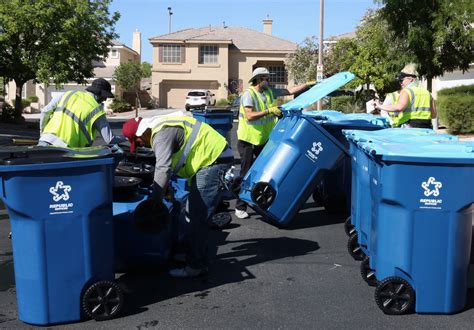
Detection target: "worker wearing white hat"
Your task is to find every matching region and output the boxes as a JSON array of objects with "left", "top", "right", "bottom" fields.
[
  {"left": 374, "top": 63, "right": 438, "bottom": 129},
  {"left": 234, "top": 67, "right": 314, "bottom": 219}
]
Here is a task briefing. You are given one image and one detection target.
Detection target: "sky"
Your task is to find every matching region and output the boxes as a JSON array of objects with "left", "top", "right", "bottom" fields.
[{"left": 109, "top": 0, "right": 380, "bottom": 63}]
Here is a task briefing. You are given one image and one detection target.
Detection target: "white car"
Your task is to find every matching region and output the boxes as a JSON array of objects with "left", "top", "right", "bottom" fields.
[{"left": 185, "top": 89, "right": 215, "bottom": 110}]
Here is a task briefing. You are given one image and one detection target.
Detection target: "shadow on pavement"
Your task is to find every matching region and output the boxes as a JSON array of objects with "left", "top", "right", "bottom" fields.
[{"left": 116, "top": 233, "right": 320, "bottom": 318}]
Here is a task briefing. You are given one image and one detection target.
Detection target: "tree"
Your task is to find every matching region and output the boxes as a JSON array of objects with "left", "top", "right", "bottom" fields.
[
  {"left": 0, "top": 0, "right": 119, "bottom": 118},
  {"left": 325, "top": 10, "right": 411, "bottom": 97},
  {"left": 286, "top": 36, "right": 319, "bottom": 84},
  {"left": 141, "top": 62, "right": 152, "bottom": 78},
  {"left": 113, "top": 61, "right": 144, "bottom": 117},
  {"left": 376, "top": 0, "right": 474, "bottom": 91}
]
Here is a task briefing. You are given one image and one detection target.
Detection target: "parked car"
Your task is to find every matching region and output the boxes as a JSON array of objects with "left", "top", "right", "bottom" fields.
[{"left": 185, "top": 89, "right": 215, "bottom": 111}]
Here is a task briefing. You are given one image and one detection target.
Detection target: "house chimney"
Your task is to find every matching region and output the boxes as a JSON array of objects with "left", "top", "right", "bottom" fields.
[
  {"left": 263, "top": 15, "right": 272, "bottom": 35},
  {"left": 132, "top": 29, "right": 142, "bottom": 61}
]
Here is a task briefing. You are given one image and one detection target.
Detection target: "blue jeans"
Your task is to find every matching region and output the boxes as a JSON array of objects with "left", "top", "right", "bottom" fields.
[{"left": 185, "top": 163, "right": 230, "bottom": 269}]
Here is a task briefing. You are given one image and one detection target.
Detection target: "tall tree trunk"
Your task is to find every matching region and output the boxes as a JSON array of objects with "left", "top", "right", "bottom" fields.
[
  {"left": 135, "top": 90, "right": 141, "bottom": 118},
  {"left": 14, "top": 81, "right": 24, "bottom": 118},
  {"left": 426, "top": 75, "right": 433, "bottom": 92}
]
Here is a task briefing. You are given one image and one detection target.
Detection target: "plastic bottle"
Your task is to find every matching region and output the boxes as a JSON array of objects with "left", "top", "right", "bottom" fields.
[{"left": 224, "top": 166, "right": 235, "bottom": 184}]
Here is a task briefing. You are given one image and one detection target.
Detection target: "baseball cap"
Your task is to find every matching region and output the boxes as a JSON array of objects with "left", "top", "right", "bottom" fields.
[{"left": 122, "top": 117, "right": 142, "bottom": 152}]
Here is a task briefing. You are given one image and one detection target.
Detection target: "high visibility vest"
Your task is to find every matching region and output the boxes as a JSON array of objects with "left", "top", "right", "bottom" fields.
[
  {"left": 150, "top": 116, "right": 227, "bottom": 179},
  {"left": 43, "top": 91, "right": 105, "bottom": 147},
  {"left": 237, "top": 86, "right": 278, "bottom": 146},
  {"left": 394, "top": 84, "right": 432, "bottom": 127},
  {"left": 384, "top": 91, "right": 403, "bottom": 126}
]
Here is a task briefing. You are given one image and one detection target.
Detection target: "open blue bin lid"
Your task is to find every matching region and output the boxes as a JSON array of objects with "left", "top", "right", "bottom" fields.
[
  {"left": 343, "top": 128, "right": 458, "bottom": 143},
  {"left": 361, "top": 141, "right": 474, "bottom": 164},
  {"left": 281, "top": 72, "right": 355, "bottom": 111}
]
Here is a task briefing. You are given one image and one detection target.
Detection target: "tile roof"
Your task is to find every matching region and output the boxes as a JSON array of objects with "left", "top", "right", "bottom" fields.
[{"left": 150, "top": 26, "right": 296, "bottom": 51}]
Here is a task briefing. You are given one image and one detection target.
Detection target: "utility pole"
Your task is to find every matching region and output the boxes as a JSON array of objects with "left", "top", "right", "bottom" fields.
[
  {"left": 317, "top": 0, "right": 324, "bottom": 110},
  {"left": 167, "top": 7, "right": 173, "bottom": 34}
]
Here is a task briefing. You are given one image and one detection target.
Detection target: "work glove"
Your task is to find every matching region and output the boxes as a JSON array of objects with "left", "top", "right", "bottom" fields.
[
  {"left": 306, "top": 80, "right": 317, "bottom": 87},
  {"left": 267, "top": 106, "right": 283, "bottom": 118}
]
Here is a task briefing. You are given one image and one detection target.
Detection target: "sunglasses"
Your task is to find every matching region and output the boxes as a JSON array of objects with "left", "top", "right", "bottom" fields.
[{"left": 260, "top": 76, "right": 270, "bottom": 81}]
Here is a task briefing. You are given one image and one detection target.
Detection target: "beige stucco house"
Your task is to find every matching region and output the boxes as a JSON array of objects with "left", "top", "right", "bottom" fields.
[
  {"left": 149, "top": 19, "right": 298, "bottom": 108},
  {"left": 4, "top": 31, "right": 141, "bottom": 111}
]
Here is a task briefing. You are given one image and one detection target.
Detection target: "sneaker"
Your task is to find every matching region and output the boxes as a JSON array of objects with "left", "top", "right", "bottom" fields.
[
  {"left": 235, "top": 209, "right": 249, "bottom": 219},
  {"left": 169, "top": 266, "right": 208, "bottom": 278}
]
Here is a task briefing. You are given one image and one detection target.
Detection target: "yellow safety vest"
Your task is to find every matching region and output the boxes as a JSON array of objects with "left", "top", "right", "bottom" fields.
[
  {"left": 394, "top": 84, "right": 432, "bottom": 127},
  {"left": 150, "top": 116, "right": 227, "bottom": 179},
  {"left": 237, "top": 86, "right": 278, "bottom": 146},
  {"left": 43, "top": 91, "right": 105, "bottom": 147},
  {"left": 384, "top": 91, "right": 402, "bottom": 126}
]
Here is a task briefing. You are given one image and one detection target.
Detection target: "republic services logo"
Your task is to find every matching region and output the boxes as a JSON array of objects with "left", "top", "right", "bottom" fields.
[
  {"left": 49, "top": 181, "right": 72, "bottom": 202},
  {"left": 306, "top": 141, "right": 324, "bottom": 163},
  {"left": 421, "top": 177, "right": 442, "bottom": 197}
]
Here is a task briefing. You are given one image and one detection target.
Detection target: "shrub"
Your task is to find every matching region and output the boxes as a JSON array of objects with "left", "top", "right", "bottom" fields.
[
  {"left": 1, "top": 102, "right": 24, "bottom": 123},
  {"left": 227, "top": 93, "right": 238, "bottom": 103},
  {"left": 215, "top": 98, "right": 229, "bottom": 106},
  {"left": 27, "top": 95, "right": 39, "bottom": 103},
  {"left": 330, "top": 96, "right": 353, "bottom": 110},
  {"left": 109, "top": 100, "right": 132, "bottom": 113},
  {"left": 21, "top": 99, "right": 31, "bottom": 108},
  {"left": 437, "top": 86, "right": 474, "bottom": 134}
]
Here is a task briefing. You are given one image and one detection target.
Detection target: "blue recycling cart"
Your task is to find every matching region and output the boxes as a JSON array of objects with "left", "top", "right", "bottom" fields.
[
  {"left": 0, "top": 146, "right": 122, "bottom": 325},
  {"left": 361, "top": 141, "right": 474, "bottom": 314},
  {"left": 342, "top": 129, "right": 458, "bottom": 265},
  {"left": 113, "top": 177, "right": 189, "bottom": 271},
  {"left": 192, "top": 109, "right": 234, "bottom": 143},
  {"left": 239, "top": 72, "right": 389, "bottom": 226}
]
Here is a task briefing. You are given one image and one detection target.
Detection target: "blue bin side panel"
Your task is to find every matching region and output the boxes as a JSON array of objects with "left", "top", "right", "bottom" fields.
[
  {"left": 3, "top": 162, "right": 114, "bottom": 325},
  {"left": 192, "top": 112, "right": 233, "bottom": 137},
  {"left": 371, "top": 161, "right": 474, "bottom": 313},
  {"left": 240, "top": 116, "right": 346, "bottom": 225}
]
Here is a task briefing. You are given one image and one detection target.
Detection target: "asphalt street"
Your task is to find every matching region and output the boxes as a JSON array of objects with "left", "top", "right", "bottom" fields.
[{"left": 0, "top": 114, "right": 473, "bottom": 328}]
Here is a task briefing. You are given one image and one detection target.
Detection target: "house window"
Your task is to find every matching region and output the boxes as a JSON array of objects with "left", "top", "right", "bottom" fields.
[
  {"left": 199, "top": 45, "right": 218, "bottom": 64},
  {"left": 110, "top": 49, "right": 119, "bottom": 59},
  {"left": 163, "top": 44, "right": 182, "bottom": 63},
  {"left": 268, "top": 65, "right": 286, "bottom": 85}
]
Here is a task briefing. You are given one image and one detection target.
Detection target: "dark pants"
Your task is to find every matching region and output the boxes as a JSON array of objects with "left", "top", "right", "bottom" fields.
[{"left": 235, "top": 140, "right": 265, "bottom": 211}]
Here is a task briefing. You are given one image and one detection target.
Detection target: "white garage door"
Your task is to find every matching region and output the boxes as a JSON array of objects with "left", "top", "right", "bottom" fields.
[{"left": 160, "top": 80, "right": 218, "bottom": 109}]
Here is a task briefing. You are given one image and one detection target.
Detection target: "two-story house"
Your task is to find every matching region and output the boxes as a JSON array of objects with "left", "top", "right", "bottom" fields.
[
  {"left": 149, "top": 18, "right": 297, "bottom": 108},
  {"left": 4, "top": 31, "right": 141, "bottom": 111}
]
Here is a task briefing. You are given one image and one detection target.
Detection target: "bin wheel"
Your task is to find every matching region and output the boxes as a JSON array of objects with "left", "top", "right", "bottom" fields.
[
  {"left": 344, "top": 216, "right": 355, "bottom": 236},
  {"left": 82, "top": 280, "right": 124, "bottom": 321},
  {"left": 210, "top": 212, "right": 232, "bottom": 229},
  {"left": 375, "top": 277, "right": 415, "bottom": 315},
  {"left": 347, "top": 233, "right": 365, "bottom": 261},
  {"left": 251, "top": 182, "right": 276, "bottom": 209},
  {"left": 360, "top": 256, "right": 378, "bottom": 287}
]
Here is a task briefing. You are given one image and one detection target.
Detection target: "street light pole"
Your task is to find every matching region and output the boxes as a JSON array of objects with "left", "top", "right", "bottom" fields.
[
  {"left": 167, "top": 7, "right": 173, "bottom": 34},
  {"left": 317, "top": 0, "right": 324, "bottom": 110}
]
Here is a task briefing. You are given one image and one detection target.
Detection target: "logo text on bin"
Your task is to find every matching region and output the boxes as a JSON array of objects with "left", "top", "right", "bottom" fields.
[
  {"left": 306, "top": 141, "right": 324, "bottom": 163},
  {"left": 420, "top": 177, "right": 443, "bottom": 209}
]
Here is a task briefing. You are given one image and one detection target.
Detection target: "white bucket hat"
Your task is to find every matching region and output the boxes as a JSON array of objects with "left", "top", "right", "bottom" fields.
[{"left": 249, "top": 67, "right": 273, "bottom": 83}]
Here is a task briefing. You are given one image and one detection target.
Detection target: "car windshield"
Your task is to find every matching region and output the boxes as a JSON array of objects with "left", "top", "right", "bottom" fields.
[{"left": 188, "top": 91, "right": 206, "bottom": 97}]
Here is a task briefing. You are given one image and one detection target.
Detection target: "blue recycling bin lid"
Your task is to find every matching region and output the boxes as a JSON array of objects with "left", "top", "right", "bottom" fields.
[
  {"left": 0, "top": 145, "right": 115, "bottom": 170},
  {"left": 343, "top": 128, "right": 458, "bottom": 144},
  {"left": 361, "top": 141, "right": 474, "bottom": 164},
  {"left": 281, "top": 72, "right": 355, "bottom": 111},
  {"left": 303, "top": 111, "right": 390, "bottom": 128}
]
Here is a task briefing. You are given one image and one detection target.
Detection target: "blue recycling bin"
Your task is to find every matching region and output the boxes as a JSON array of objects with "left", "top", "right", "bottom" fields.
[
  {"left": 0, "top": 146, "right": 120, "bottom": 325},
  {"left": 113, "top": 177, "right": 189, "bottom": 271},
  {"left": 192, "top": 109, "right": 233, "bottom": 142},
  {"left": 364, "top": 141, "right": 474, "bottom": 314},
  {"left": 304, "top": 111, "right": 389, "bottom": 213},
  {"left": 343, "top": 129, "right": 458, "bottom": 259}
]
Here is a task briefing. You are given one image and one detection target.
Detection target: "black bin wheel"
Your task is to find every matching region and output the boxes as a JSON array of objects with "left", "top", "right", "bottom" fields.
[
  {"left": 312, "top": 190, "right": 324, "bottom": 207},
  {"left": 347, "top": 233, "right": 365, "bottom": 261},
  {"left": 82, "top": 280, "right": 124, "bottom": 321},
  {"left": 360, "top": 256, "right": 378, "bottom": 287},
  {"left": 344, "top": 216, "right": 355, "bottom": 237},
  {"left": 375, "top": 276, "right": 415, "bottom": 315},
  {"left": 251, "top": 182, "right": 276, "bottom": 209},
  {"left": 210, "top": 212, "right": 232, "bottom": 229}
]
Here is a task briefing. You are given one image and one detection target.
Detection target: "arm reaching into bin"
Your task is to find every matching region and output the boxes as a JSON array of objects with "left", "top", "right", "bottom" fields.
[{"left": 122, "top": 115, "right": 233, "bottom": 278}]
